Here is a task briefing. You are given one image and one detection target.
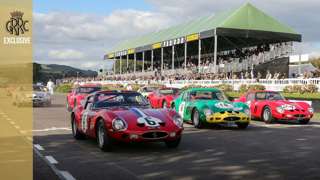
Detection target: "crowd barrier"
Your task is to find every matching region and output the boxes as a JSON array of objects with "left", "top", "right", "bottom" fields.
[{"left": 87, "top": 78, "right": 320, "bottom": 92}]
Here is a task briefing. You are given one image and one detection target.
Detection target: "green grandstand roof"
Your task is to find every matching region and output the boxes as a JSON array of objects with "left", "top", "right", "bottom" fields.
[{"left": 106, "top": 3, "right": 300, "bottom": 57}]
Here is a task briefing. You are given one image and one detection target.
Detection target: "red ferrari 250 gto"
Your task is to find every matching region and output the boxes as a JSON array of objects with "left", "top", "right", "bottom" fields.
[
  {"left": 235, "top": 90, "right": 313, "bottom": 124},
  {"left": 71, "top": 90, "right": 183, "bottom": 151},
  {"left": 148, "top": 87, "right": 180, "bottom": 109},
  {"left": 66, "top": 84, "right": 101, "bottom": 111}
]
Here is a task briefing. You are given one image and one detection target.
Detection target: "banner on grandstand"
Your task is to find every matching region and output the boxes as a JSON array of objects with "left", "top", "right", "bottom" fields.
[
  {"left": 290, "top": 54, "right": 309, "bottom": 63},
  {"left": 127, "top": 48, "right": 135, "bottom": 54},
  {"left": 186, "top": 33, "right": 199, "bottom": 42},
  {"left": 152, "top": 42, "right": 161, "bottom": 49}
]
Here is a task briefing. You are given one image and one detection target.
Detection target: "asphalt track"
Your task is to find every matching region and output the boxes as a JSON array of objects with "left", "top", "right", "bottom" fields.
[{"left": 32, "top": 94, "right": 320, "bottom": 180}]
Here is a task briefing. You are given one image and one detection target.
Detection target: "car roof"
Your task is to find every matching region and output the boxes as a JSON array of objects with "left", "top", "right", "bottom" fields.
[
  {"left": 186, "top": 87, "right": 221, "bottom": 92},
  {"left": 77, "top": 84, "right": 101, "bottom": 88}
]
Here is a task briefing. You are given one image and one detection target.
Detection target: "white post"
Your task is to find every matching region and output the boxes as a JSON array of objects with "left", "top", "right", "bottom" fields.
[
  {"left": 184, "top": 41, "right": 187, "bottom": 70},
  {"left": 161, "top": 47, "right": 164, "bottom": 72},
  {"left": 113, "top": 57, "right": 116, "bottom": 74},
  {"left": 126, "top": 54, "right": 129, "bottom": 73},
  {"left": 172, "top": 45, "right": 175, "bottom": 70},
  {"left": 151, "top": 49, "right": 154, "bottom": 71},
  {"left": 198, "top": 37, "right": 201, "bottom": 73},
  {"left": 120, "top": 56, "right": 122, "bottom": 74},
  {"left": 134, "top": 53, "right": 136, "bottom": 74},
  {"left": 214, "top": 29, "right": 218, "bottom": 73},
  {"left": 142, "top": 51, "right": 145, "bottom": 72}
]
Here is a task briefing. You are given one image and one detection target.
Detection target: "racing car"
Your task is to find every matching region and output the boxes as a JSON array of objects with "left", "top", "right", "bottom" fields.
[
  {"left": 66, "top": 84, "right": 101, "bottom": 111},
  {"left": 171, "top": 88, "right": 250, "bottom": 129},
  {"left": 137, "top": 85, "right": 159, "bottom": 98},
  {"left": 32, "top": 84, "right": 51, "bottom": 107},
  {"left": 148, "top": 87, "right": 180, "bottom": 109},
  {"left": 235, "top": 90, "right": 314, "bottom": 124},
  {"left": 71, "top": 90, "right": 183, "bottom": 151}
]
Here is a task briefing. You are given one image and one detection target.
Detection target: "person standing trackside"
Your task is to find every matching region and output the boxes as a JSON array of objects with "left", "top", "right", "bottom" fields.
[{"left": 47, "top": 79, "right": 55, "bottom": 95}]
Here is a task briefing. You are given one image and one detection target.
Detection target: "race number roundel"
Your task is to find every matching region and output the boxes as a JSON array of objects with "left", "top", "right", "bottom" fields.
[
  {"left": 178, "top": 102, "right": 185, "bottom": 118},
  {"left": 81, "top": 111, "right": 88, "bottom": 132}
]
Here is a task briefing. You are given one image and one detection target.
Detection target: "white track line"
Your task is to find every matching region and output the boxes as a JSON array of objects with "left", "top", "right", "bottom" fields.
[
  {"left": 33, "top": 127, "right": 71, "bottom": 132},
  {"left": 34, "top": 144, "right": 44, "bottom": 151},
  {"left": 60, "top": 171, "right": 76, "bottom": 180},
  {"left": 45, "top": 156, "right": 58, "bottom": 164}
]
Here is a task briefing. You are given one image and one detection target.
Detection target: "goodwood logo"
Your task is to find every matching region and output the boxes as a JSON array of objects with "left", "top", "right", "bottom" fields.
[{"left": 6, "top": 11, "right": 29, "bottom": 36}]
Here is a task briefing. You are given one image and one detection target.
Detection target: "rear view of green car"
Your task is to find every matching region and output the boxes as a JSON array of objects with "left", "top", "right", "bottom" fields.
[{"left": 172, "top": 88, "right": 250, "bottom": 129}]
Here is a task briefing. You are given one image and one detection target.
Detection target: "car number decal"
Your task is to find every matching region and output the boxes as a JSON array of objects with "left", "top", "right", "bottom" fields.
[
  {"left": 81, "top": 111, "right": 88, "bottom": 132},
  {"left": 131, "top": 108, "right": 163, "bottom": 127},
  {"left": 178, "top": 102, "right": 185, "bottom": 118}
]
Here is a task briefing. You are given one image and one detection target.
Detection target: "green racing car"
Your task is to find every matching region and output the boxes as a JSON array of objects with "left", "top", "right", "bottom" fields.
[{"left": 171, "top": 88, "right": 250, "bottom": 129}]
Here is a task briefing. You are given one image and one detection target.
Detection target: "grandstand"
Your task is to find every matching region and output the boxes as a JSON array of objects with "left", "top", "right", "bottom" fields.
[{"left": 104, "top": 3, "right": 301, "bottom": 79}]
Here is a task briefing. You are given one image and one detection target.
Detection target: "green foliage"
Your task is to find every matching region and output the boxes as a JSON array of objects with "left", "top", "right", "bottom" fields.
[
  {"left": 55, "top": 84, "right": 72, "bottom": 93},
  {"left": 212, "top": 84, "right": 233, "bottom": 92},
  {"left": 310, "top": 57, "right": 320, "bottom": 69},
  {"left": 239, "top": 84, "right": 265, "bottom": 93},
  {"left": 283, "top": 84, "right": 318, "bottom": 94}
]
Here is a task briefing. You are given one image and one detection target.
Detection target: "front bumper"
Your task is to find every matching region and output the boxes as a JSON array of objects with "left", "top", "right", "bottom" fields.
[
  {"left": 109, "top": 129, "right": 183, "bottom": 143},
  {"left": 273, "top": 111, "right": 313, "bottom": 121},
  {"left": 33, "top": 98, "right": 50, "bottom": 106},
  {"left": 205, "top": 112, "right": 250, "bottom": 124}
]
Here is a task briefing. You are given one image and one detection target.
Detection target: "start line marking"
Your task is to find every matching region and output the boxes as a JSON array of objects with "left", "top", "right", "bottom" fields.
[{"left": 33, "top": 127, "right": 71, "bottom": 132}]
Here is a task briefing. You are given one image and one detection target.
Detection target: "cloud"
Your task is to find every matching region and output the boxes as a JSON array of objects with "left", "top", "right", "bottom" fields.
[
  {"left": 48, "top": 49, "right": 85, "bottom": 60},
  {"left": 34, "top": 0, "right": 320, "bottom": 70}
]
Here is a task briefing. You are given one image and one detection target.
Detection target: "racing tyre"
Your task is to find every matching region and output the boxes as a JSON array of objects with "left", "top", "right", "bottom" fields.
[
  {"left": 237, "top": 123, "right": 249, "bottom": 129},
  {"left": 97, "top": 119, "right": 113, "bottom": 152},
  {"left": 165, "top": 137, "right": 181, "bottom": 148},
  {"left": 192, "top": 109, "right": 203, "bottom": 129},
  {"left": 262, "top": 106, "right": 274, "bottom": 124},
  {"left": 162, "top": 101, "right": 168, "bottom": 109},
  {"left": 300, "top": 119, "right": 310, "bottom": 125},
  {"left": 71, "top": 116, "right": 85, "bottom": 140}
]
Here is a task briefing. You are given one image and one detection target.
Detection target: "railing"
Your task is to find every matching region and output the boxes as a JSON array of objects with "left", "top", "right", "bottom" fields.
[{"left": 87, "top": 78, "right": 320, "bottom": 92}]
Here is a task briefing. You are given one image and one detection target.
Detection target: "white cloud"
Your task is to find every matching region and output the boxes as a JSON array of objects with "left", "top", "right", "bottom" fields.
[
  {"left": 48, "top": 49, "right": 85, "bottom": 60},
  {"left": 34, "top": 0, "right": 320, "bottom": 70}
]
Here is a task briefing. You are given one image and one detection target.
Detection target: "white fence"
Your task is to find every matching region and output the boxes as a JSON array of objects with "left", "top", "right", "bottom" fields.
[{"left": 88, "top": 78, "right": 320, "bottom": 92}]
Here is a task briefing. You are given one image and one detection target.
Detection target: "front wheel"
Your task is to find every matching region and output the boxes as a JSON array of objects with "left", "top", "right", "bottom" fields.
[
  {"left": 71, "top": 116, "right": 85, "bottom": 140},
  {"left": 165, "top": 137, "right": 181, "bottom": 148},
  {"left": 192, "top": 109, "right": 203, "bottom": 129},
  {"left": 262, "top": 107, "right": 274, "bottom": 124},
  {"left": 97, "top": 120, "right": 113, "bottom": 152}
]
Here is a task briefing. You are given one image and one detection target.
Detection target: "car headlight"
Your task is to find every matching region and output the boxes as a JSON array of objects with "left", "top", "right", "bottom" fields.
[
  {"left": 276, "top": 106, "right": 284, "bottom": 114},
  {"left": 112, "top": 118, "right": 127, "bottom": 131},
  {"left": 203, "top": 109, "right": 212, "bottom": 117},
  {"left": 244, "top": 108, "right": 250, "bottom": 116},
  {"left": 308, "top": 108, "right": 314, "bottom": 113},
  {"left": 173, "top": 116, "right": 183, "bottom": 128}
]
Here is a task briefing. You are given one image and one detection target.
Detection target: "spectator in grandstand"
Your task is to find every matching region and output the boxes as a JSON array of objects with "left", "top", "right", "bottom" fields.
[{"left": 266, "top": 70, "right": 272, "bottom": 79}]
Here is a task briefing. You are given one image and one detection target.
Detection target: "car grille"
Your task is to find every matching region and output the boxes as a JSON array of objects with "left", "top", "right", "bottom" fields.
[
  {"left": 224, "top": 117, "right": 240, "bottom": 121},
  {"left": 142, "top": 132, "right": 168, "bottom": 139},
  {"left": 294, "top": 114, "right": 305, "bottom": 118},
  {"left": 220, "top": 111, "right": 240, "bottom": 114}
]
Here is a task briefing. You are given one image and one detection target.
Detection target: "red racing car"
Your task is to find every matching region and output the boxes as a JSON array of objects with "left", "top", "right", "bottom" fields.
[
  {"left": 147, "top": 87, "right": 180, "bottom": 109},
  {"left": 66, "top": 84, "right": 101, "bottom": 111},
  {"left": 235, "top": 90, "right": 314, "bottom": 124},
  {"left": 71, "top": 90, "right": 183, "bottom": 151}
]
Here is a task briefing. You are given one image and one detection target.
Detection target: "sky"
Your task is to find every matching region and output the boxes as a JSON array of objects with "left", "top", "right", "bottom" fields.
[{"left": 33, "top": 0, "right": 320, "bottom": 71}]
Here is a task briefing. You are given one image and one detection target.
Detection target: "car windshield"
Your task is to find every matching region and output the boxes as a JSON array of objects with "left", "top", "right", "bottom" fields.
[
  {"left": 159, "top": 88, "right": 179, "bottom": 95},
  {"left": 94, "top": 93, "right": 149, "bottom": 108},
  {"left": 33, "top": 85, "right": 46, "bottom": 92},
  {"left": 144, "top": 87, "right": 156, "bottom": 92},
  {"left": 256, "top": 92, "right": 285, "bottom": 100},
  {"left": 190, "top": 90, "right": 227, "bottom": 101},
  {"left": 77, "top": 86, "right": 101, "bottom": 94}
]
